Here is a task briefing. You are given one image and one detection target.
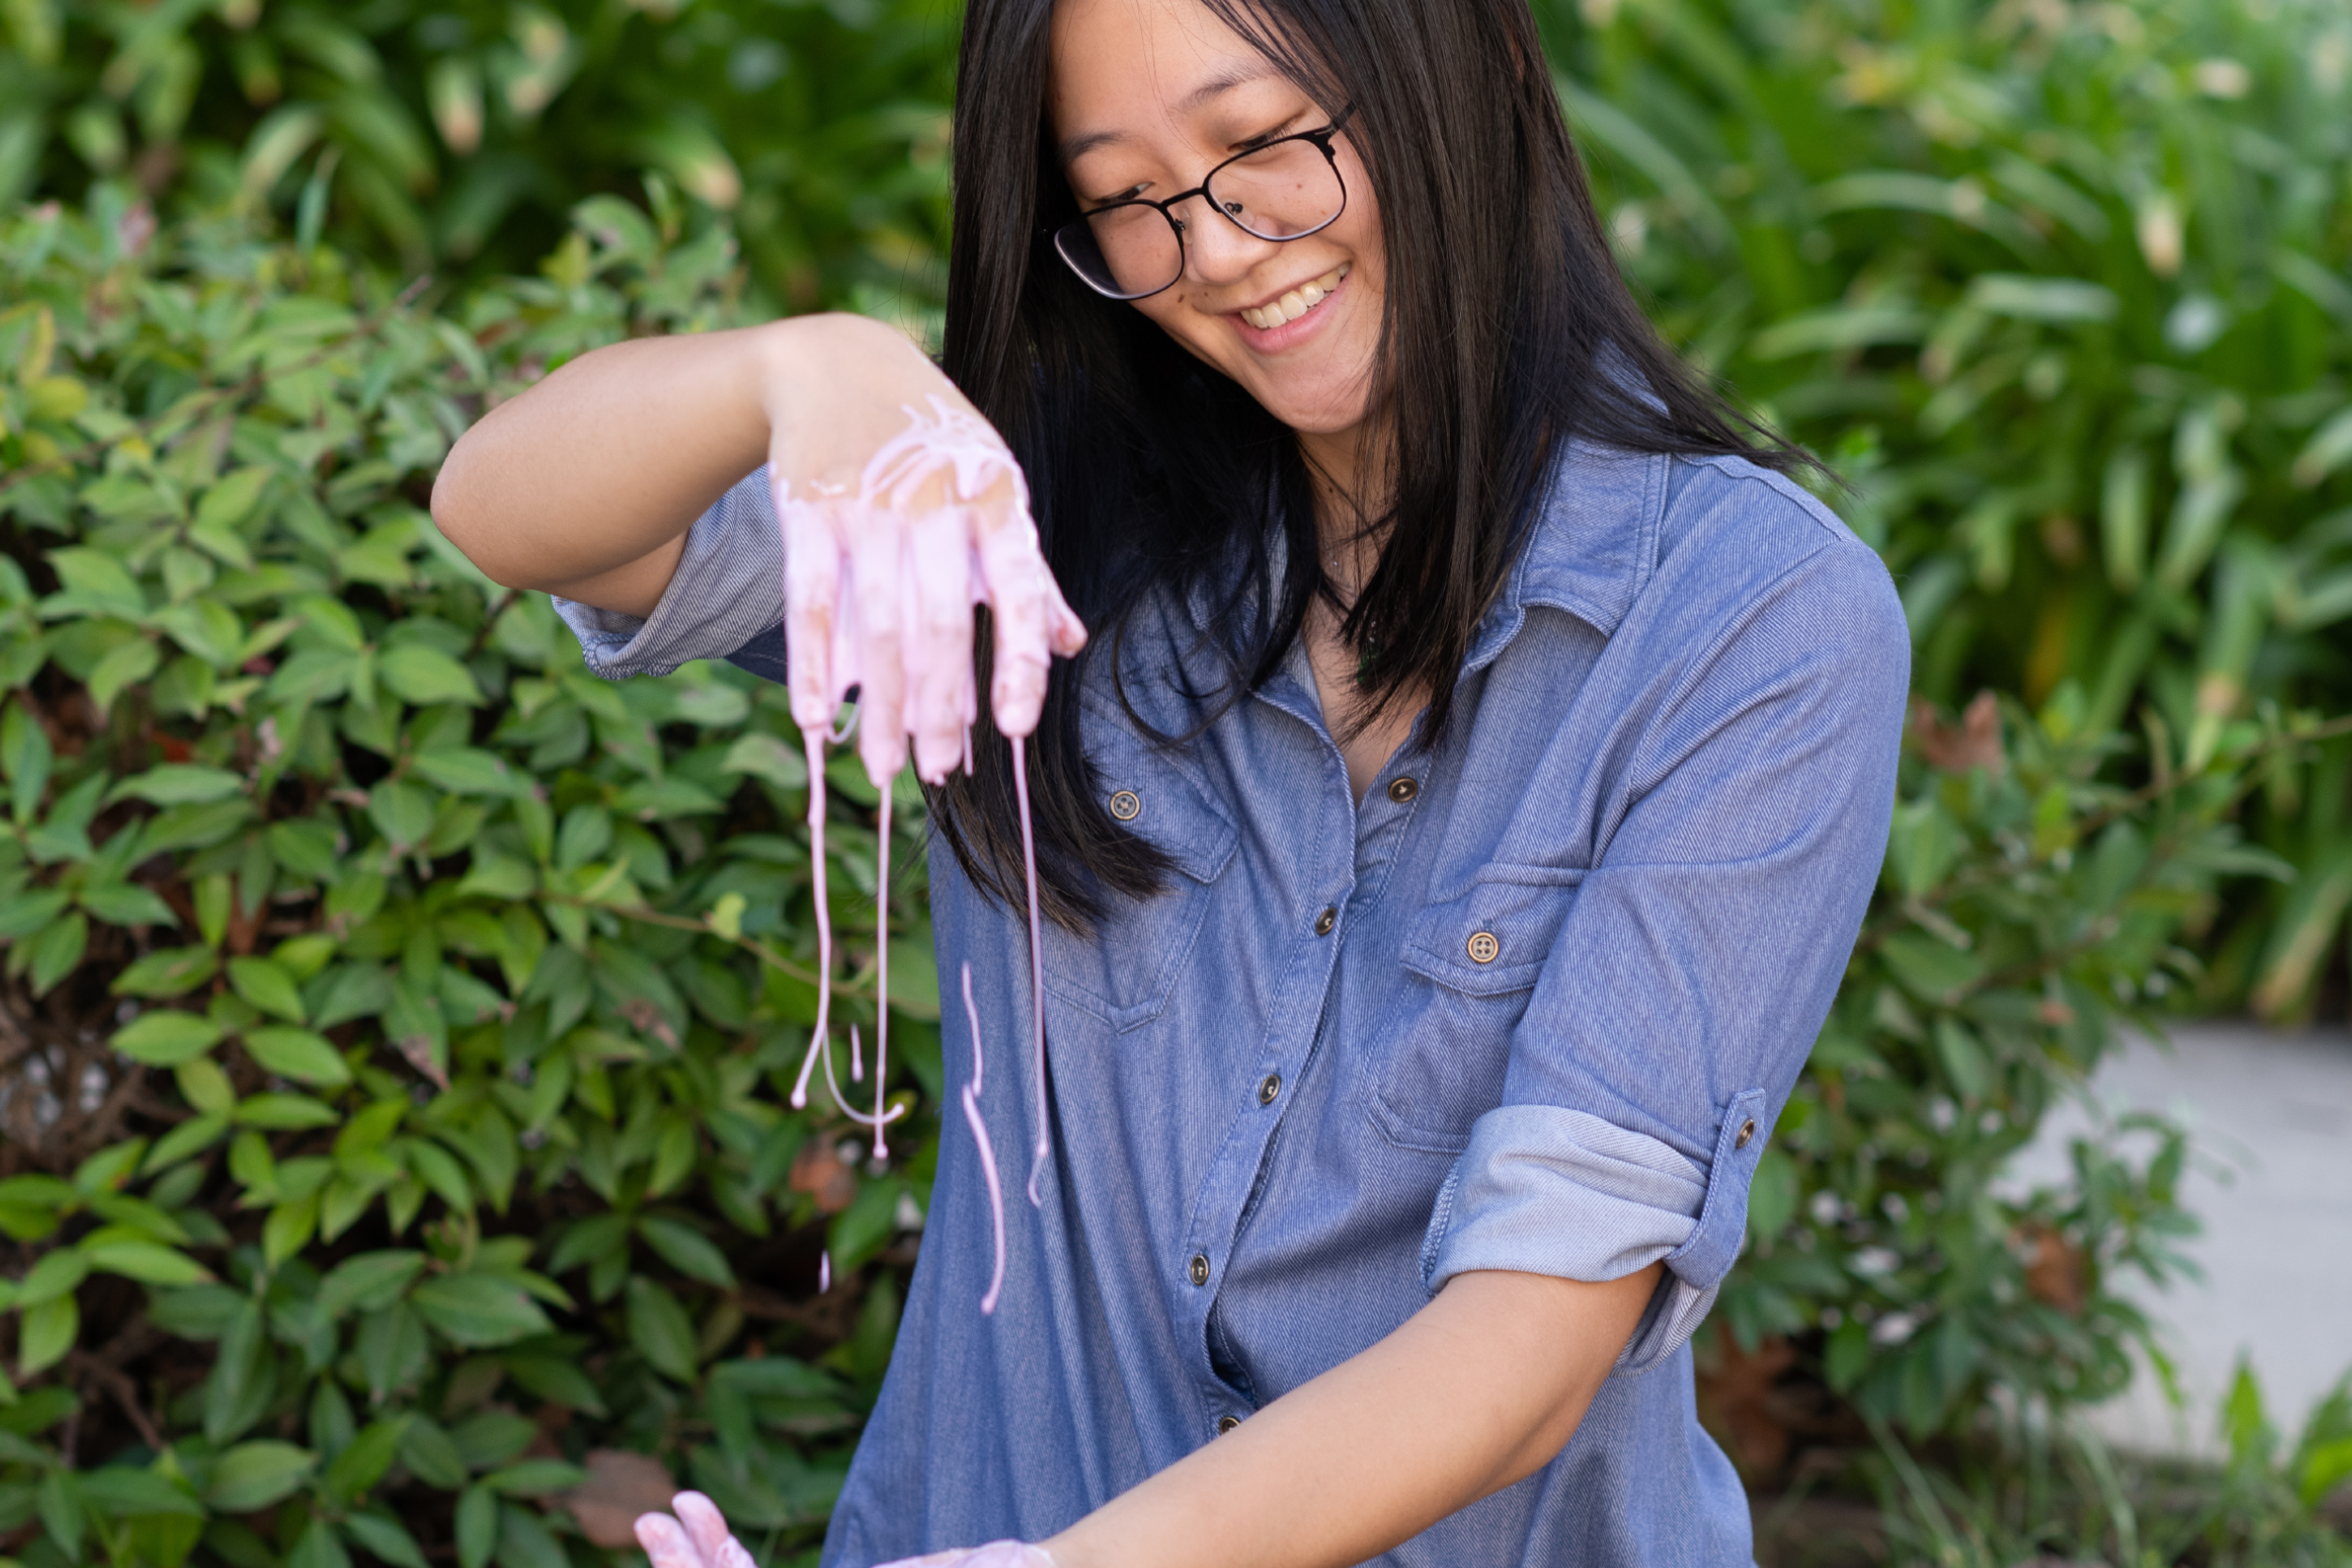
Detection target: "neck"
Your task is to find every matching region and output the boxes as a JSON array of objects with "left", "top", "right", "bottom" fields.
[{"left": 1295, "top": 420, "right": 1392, "bottom": 587}]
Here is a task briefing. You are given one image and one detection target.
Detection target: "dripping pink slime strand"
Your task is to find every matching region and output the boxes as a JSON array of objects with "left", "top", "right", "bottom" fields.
[
  {"left": 787, "top": 728, "right": 832, "bottom": 1111},
  {"left": 1011, "top": 734, "right": 1050, "bottom": 1207},
  {"left": 960, "top": 962, "right": 1008, "bottom": 1314}
]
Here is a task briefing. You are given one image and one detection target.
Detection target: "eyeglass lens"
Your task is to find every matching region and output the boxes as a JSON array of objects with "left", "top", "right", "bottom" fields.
[{"left": 1057, "top": 136, "right": 1344, "bottom": 300}]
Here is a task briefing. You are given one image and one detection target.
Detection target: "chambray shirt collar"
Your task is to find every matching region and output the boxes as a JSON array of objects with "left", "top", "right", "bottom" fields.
[{"left": 1181, "top": 443, "right": 1668, "bottom": 680}]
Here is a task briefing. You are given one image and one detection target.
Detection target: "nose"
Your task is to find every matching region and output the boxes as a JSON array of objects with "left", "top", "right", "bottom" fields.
[{"left": 1174, "top": 193, "right": 1280, "bottom": 288}]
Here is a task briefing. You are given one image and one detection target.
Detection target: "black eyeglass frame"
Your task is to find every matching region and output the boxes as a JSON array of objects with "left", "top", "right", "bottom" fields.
[{"left": 1047, "top": 106, "right": 1357, "bottom": 302}]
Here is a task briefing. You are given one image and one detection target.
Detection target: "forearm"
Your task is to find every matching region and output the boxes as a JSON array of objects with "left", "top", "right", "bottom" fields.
[
  {"left": 431, "top": 311, "right": 936, "bottom": 615},
  {"left": 1043, "top": 1264, "right": 1661, "bottom": 1568}
]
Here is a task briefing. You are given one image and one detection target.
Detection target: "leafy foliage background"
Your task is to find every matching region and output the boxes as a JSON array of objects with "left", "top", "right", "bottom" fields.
[{"left": 0, "top": 0, "right": 2350, "bottom": 1564}]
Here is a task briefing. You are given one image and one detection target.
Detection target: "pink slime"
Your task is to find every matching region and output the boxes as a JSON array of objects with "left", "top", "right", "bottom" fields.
[{"left": 773, "top": 398, "right": 1074, "bottom": 1304}]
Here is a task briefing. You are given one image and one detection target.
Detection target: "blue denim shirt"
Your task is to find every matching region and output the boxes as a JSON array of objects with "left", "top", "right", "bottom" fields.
[{"left": 555, "top": 442, "right": 1909, "bottom": 1568}]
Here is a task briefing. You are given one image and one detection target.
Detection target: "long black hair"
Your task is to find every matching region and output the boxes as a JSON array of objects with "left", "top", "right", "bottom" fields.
[{"left": 930, "top": 0, "right": 1803, "bottom": 928}]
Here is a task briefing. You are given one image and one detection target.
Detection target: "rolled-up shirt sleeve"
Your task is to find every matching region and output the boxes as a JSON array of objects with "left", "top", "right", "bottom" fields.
[
  {"left": 551, "top": 467, "right": 783, "bottom": 679},
  {"left": 1422, "top": 518, "right": 1909, "bottom": 1372}
]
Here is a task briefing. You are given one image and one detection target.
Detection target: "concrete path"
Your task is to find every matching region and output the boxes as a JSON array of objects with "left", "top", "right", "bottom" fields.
[{"left": 2012, "top": 1021, "right": 2352, "bottom": 1458}]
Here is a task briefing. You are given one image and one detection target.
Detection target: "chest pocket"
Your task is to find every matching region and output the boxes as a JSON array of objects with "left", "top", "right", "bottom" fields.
[
  {"left": 1041, "top": 712, "right": 1237, "bottom": 1033},
  {"left": 1371, "top": 868, "right": 1583, "bottom": 1153}
]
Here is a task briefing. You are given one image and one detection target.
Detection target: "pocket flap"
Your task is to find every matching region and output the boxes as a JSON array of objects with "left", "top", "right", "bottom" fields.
[
  {"left": 1082, "top": 705, "right": 1236, "bottom": 885},
  {"left": 1401, "top": 867, "right": 1584, "bottom": 995}
]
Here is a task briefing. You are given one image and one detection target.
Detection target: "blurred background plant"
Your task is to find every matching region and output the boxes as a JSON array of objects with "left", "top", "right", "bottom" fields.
[
  {"left": 0, "top": 198, "right": 938, "bottom": 1568},
  {"left": 1535, "top": 0, "right": 2352, "bottom": 1026},
  {"left": 0, "top": 0, "right": 956, "bottom": 335}
]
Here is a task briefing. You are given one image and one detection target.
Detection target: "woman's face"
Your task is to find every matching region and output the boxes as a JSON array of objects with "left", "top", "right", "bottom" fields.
[{"left": 1048, "top": 0, "right": 1383, "bottom": 439}]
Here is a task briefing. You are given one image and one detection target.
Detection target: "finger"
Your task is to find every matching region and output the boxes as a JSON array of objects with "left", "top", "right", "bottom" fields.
[
  {"left": 633, "top": 1514, "right": 707, "bottom": 1568},
  {"left": 904, "top": 503, "right": 978, "bottom": 784},
  {"left": 850, "top": 510, "right": 912, "bottom": 788},
  {"left": 975, "top": 522, "right": 1058, "bottom": 737},
  {"left": 777, "top": 473, "right": 845, "bottom": 737},
  {"left": 670, "top": 1492, "right": 755, "bottom": 1568}
]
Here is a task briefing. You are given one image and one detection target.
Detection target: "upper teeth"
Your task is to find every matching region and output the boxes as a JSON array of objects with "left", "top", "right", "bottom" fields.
[{"left": 1241, "top": 264, "right": 1349, "bottom": 330}]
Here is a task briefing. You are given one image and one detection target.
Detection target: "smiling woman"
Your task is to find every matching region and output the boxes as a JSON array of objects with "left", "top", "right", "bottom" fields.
[{"left": 432, "top": 1, "right": 1909, "bottom": 1566}]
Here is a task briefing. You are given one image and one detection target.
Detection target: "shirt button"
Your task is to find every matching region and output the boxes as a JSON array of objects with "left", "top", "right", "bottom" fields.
[
  {"left": 1313, "top": 906, "right": 1337, "bottom": 936},
  {"left": 1188, "top": 1254, "right": 1210, "bottom": 1287},
  {"left": 1258, "top": 1073, "right": 1281, "bottom": 1106},
  {"left": 1387, "top": 777, "right": 1419, "bottom": 803},
  {"left": 1216, "top": 1415, "right": 1242, "bottom": 1435},
  {"left": 1735, "top": 1118, "right": 1757, "bottom": 1149},
  {"left": 1467, "top": 930, "right": 1500, "bottom": 964},
  {"left": 1108, "top": 789, "right": 1141, "bottom": 821}
]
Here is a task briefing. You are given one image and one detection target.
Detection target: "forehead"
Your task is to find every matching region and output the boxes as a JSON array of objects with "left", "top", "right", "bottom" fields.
[{"left": 1049, "top": 0, "right": 1290, "bottom": 151}]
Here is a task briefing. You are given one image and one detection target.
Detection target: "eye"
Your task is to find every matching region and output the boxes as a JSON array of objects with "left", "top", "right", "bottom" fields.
[
  {"left": 1080, "top": 182, "right": 1150, "bottom": 213},
  {"left": 1233, "top": 115, "right": 1306, "bottom": 152}
]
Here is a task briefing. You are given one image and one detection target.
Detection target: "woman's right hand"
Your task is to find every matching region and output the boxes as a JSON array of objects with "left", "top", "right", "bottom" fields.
[
  {"left": 433, "top": 312, "right": 1084, "bottom": 784},
  {"left": 760, "top": 316, "right": 1086, "bottom": 787}
]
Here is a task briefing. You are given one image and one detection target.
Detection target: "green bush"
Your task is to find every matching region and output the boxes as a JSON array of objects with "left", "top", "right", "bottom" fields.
[
  {"left": 1540, "top": 0, "right": 2352, "bottom": 1020},
  {"left": 0, "top": 0, "right": 955, "bottom": 325},
  {"left": 0, "top": 197, "right": 942, "bottom": 1568},
  {"left": 1719, "top": 687, "right": 2348, "bottom": 1437}
]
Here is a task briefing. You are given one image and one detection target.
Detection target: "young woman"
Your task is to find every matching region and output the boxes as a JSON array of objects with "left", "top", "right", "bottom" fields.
[{"left": 432, "top": 1, "right": 1909, "bottom": 1564}]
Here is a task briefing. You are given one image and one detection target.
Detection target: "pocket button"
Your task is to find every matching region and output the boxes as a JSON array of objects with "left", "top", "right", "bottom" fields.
[
  {"left": 1108, "top": 789, "right": 1142, "bottom": 821},
  {"left": 1466, "top": 931, "right": 1501, "bottom": 965}
]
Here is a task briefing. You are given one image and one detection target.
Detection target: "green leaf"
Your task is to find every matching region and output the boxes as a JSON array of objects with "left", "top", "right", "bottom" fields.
[
  {"left": 377, "top": 644, "right": 483, "bottom": 706},
  {"left": 112, "top": 945, "right": 220, "bottom": 999},
  {"left": 111, "top": 1010, "right": 222, "bottom": 1065},
  {"left": 483, "top": 1460, "right": 585, "bottom": 1497},
  {"left": 80, "top": 880, "right": 182, "bottom": 927},
  {"left": 244, "top": 1025, "right": 349, "bottom": 1085},
  {"left": 396, "top": 1414, "right": 469, "bottom": 1490},
  {"left": 626, "top": 1275, "right": 700, "bottom": 1383},
  {"left": 408, "top": 1273, "right": 553, "bottom": 1347},
  {"left": 637, "top": 1214, "right": 736, "bottom": 1288},
  {"left": 87, "top": 637, "right": 162, "bottom": 712},
  {"left": 410, "top": 747, "right": 530, "bottom": 798},
  {"left": 454, "top": 1484, "right": 497, "bottom": 1568},
  {"left": 235, "top": 1093, "right": 342, "bottom": 1130},
  {"left": 18, "top": 1293, "right": 77, "bottom": 1376},
  {"left": 82, "top": 1241, "right": 211, "bottom": 1286},
  {"left": 342, "top": 1512, "right": 430, "bottom": 1568},
  {"left": 76, "top": 1465, "right": 205, "bottom": 1518},
  {"left": 229, "top": 956, "right": 308, "bottom": 1022},
  {"left": 324, "top": 1416, "right": 411, "bottom": 1505},
  {"left": 203, "top": 1440, "right": 319, "bottom": 1513},
  {"left": 317, "top": 1251, "right": 427, "bottom": 1319},
  {"left": 108, "top": 765, "right": 246, "bottom": 806},
  {"left": 17, "top": 1247, "right": 90, "bottom": 1306}
]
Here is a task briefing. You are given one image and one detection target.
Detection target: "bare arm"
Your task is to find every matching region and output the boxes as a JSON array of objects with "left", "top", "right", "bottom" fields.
[
  {"left": 1044, "top": 1265, "right": 1661, "bottom": 1568},
  {"left": 429, "top": 312, "right": 946, "bottom": 616}
]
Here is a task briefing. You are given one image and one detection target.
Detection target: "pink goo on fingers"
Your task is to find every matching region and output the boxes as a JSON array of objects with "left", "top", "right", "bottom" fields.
[
  {"left": 871, "top": 1544, "right": 1062, "bottom": 1568},
  {"left": 633, "top": 1493, "right": 756, "bottom": 1568},
  {"left": 959, "top": 962, "right": 1008, "bottom": 1314}
]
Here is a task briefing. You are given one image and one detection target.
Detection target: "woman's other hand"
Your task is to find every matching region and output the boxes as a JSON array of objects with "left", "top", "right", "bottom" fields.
[
  {"left": 633, "top": 1492, "right": 755, "bottom": 1568},
  {"left": 632, "top": 1494, "right": 1056, "bottom": 1568}
]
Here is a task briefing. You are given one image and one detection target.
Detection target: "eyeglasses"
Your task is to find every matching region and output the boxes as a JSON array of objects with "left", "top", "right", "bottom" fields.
[{"left": 1049, "top": 109, "right": 1354, "bottom": 302}]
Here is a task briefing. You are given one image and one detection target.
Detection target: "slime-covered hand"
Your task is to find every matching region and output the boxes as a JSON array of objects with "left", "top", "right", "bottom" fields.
[
  {"left": 633, "top": 1492, "right": 756, "bottom": 1568},
  {"left": 873, "top": 1544, "right": 1061, "bottom": 1568},
  {"left": 777, "top": 394, "right": 1087, "bottom": 788}
]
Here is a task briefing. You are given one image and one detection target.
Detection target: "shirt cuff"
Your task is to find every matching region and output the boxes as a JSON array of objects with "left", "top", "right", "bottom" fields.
[
  {"left": 551, "top": 467, "right": 783, "bottom": 680},
  {"left": 1421, "top": 1092, "right": 1770, "bottom": 1372}
]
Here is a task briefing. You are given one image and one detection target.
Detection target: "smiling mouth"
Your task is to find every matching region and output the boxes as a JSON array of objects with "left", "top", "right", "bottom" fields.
[{"left": 1237, "top": 263, "right": 1350, "bottom": 331}]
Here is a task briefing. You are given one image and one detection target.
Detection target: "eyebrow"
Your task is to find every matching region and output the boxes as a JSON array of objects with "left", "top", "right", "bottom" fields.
[{"left": 1057, "top": 62, "right": 1283, "bottom": 165}]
